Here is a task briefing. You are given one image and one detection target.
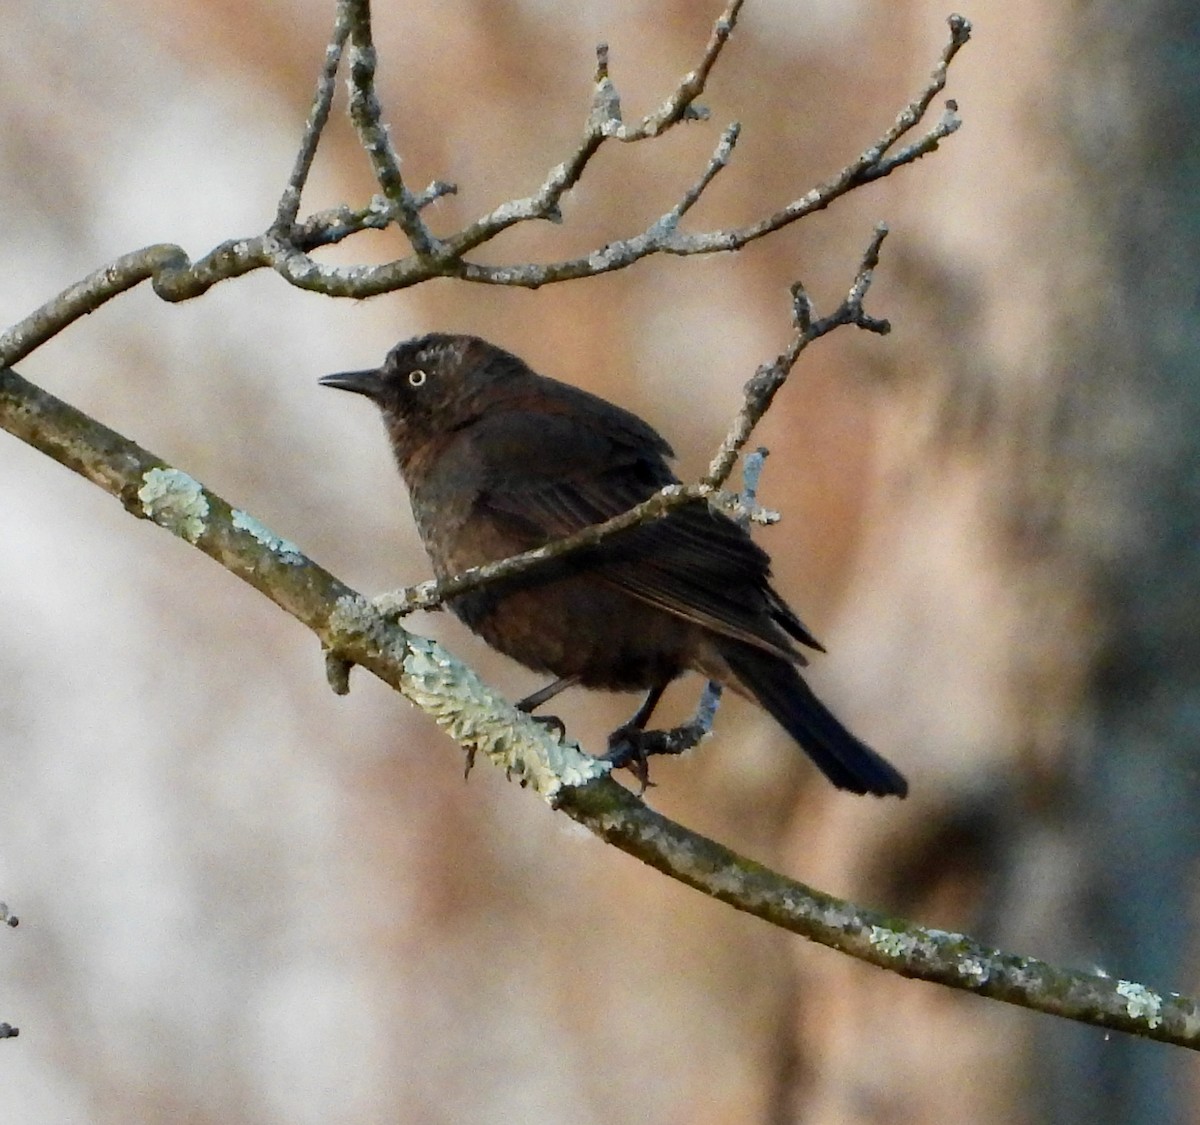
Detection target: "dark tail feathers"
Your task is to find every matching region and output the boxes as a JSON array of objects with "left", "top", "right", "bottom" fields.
[{"left": 722, "top": 643, "right": 907, "bottom": 798}]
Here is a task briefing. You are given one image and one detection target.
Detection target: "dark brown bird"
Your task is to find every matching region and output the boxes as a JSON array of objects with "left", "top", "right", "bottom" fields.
[{"left": 320, "top": 333, "right": 906, "bottom": 797}]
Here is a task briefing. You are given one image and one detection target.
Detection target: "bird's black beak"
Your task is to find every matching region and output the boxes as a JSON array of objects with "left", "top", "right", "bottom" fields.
[{"left": 318, "top": 368, "right": 384, "bottom": 399}]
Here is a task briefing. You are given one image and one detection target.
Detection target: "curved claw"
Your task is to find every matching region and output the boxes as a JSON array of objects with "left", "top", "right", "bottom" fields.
[
  {"left": 530, "top": 713, "right": 567, "bottom": 740},
  {"left": 604, "top": 726, "right": 656, "bottom": 794}
]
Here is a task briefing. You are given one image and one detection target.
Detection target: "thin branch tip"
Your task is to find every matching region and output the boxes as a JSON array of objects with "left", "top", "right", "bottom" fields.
[
  {"left": 948, "top": 13, "right": 973, "bottom": 41},
  {"left": 790, "top": 283, "right": 814, "bottom": 334},
  {"left": 324, "top": 650, "right": 354, "bottom": 695}
]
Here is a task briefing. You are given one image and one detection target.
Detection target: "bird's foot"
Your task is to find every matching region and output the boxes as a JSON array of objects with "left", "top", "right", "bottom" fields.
[
  {"left": 604, "top": 726, "right": 656, "bottom": 794},
  {"left": 604, "top": 719, "right": 710, "bottom": 795},
  {"left": 529, "top": 713, "right": 567, "bottom": 740}
]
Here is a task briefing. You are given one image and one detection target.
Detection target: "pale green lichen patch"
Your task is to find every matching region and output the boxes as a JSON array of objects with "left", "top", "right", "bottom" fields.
[
  {"left": 330, "top": 593, "right": 389, "bottom": 646},
  {"left": 869, "top": 926, "right": 916, "bottom": 959},
  {"left": 138, "top": 467, "right": 209, "bottom": 542},
  {"left": 1116, "top": 979, "right": 1164, "bottom": 1029},
  {"left": 231, "top": 509, "right": 305, "bottom": 565},
  {"left": 401, "top": 635, "right": 607, "bottom": 799},
  {"left": 958, "top": 956, "right": 990, "bottom": 985},
  {"left": 327, "top": 596, "right": 608, "bottom": 800}
]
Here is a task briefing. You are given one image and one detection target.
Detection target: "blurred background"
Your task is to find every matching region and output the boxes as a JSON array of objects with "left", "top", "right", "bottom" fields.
[{"left": 2, "top": 0, "right": 1198, "bottom": 1121}]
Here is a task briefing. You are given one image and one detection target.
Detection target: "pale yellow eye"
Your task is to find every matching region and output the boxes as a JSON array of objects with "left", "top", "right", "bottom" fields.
[{"left": 408, "top": 369, "right": 428, "bottom": 387}]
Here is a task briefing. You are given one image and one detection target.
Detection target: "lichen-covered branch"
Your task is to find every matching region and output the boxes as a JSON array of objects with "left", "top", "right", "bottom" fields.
[
  {"left": 555, "top": 780, "right": 1200, "bottom": 1050},
  {"left": 0, "top": 365, "right": 603, "bottom": 800},
  {"left": 1, "top": 361, "right": 1197, "bottom": 1050}
]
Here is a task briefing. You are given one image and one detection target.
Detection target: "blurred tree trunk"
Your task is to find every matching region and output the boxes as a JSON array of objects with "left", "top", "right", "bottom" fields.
[
  {"left": 1032, "top": 4, "right": 1200, "bottom": 1122},
  {"left": 788, "top": 4, "right": 1200, "bottom": 1121}
]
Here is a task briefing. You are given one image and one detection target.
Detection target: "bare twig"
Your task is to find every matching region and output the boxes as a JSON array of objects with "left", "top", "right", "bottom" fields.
[
  {"left": 371, "top": 481, "right": 719, "bottom": 617},
  {"left": 705, "top": 223, "right": 890, "bottom": 486},
  {"left": 375, "top": 225, "right": 891, "bottom": 620},
  {"left": 299, "top": 0, "right": 746, "bottom": 273},
  {"left": 341, "top": 0, "right": 440, "bottom": 256},
  {"left": 0, "top": 10, "right": 968, "bottom": 350},
  {"left": 652, "top": 121, "right": 742, "bottom": 236},
  {"left": 867, "top": 12, "right": 971, "bottom": 169},
  {"left": 231, "top": 7, "right": 971, "bottom": 296},
  {"left": 637, "top": 681, "right": 724, "bottom": 757},
  {"left": 633, "top": 0, "right": 739, "bottom": 135},
  {"left": 275, "top": 7, "right": 352, "bottom": 231},
  {"left": 427, "top": 15, "right": 968, "bottom": 288}
]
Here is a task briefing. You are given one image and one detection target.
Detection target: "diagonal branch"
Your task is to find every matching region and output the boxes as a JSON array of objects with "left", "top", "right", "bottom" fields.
[
  {"left": 371, "top": 480, "right": 718, "bottom": 617},
  {"left": 556, "top": 780, "right": 1200, "bottom": 1051},
  {"left": 606, "top": 0, "right": 743, "bottom": 139},
  {"left": 341, "top": 0, "right": 440, "bottom": 256},
  {"left": 274, "top": 5, "right": 352, "bottom": 232},
  {"left": 0, "top": 364, "right": 603, "bottom": 798},
  {"left": 705, "top": 222, "right": 891, "bottom": 487},
  {"left": 1, "top": 361, "right": 1198, "bottom": 1051}
]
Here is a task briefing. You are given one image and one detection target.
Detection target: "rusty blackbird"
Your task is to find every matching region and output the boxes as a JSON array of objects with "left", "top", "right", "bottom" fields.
[{"left": 320, "top": 333, "right": 907, "bottom": 797}]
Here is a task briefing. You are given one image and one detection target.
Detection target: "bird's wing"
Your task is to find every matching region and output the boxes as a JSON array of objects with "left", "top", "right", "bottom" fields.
[{"left": 458, "top": 410, "right": 822, "bottom": 661}]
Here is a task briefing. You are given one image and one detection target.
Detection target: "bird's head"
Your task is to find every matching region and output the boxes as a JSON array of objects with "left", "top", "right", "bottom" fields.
[{"left": 320, "top": 333, "right": 524, "bottom": 461}]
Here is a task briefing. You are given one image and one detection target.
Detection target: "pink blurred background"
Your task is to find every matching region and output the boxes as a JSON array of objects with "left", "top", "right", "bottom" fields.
[{"left": 2, "top": 2, "right": 1195, "bottom": 1122}]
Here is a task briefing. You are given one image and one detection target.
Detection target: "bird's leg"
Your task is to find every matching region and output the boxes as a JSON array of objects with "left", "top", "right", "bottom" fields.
[
  {"left": 604, "top": 683, "right": 668, "bottom": 793},
  {"left": 515, "top": 675, "right": 579, "bottom": 714},
  {"left": 516, "top": 675, "right": 582, "bottom": 740},
  {"left": 617, "top": 683, "right": 668, "bottom": 734}
]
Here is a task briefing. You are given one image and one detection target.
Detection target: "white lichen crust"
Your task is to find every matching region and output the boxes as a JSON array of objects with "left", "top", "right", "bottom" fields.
[
  {"left": 231, "top": 509, "right": 305, "bottom": 565},
  {"left": 137, "top": 467, "right": 209, "bottom": 542},
  {"left": 958, "top": 955, "right": 990, "bottom": 984},
  {"left": 329, "top": 595, "right": 608, "bottom": 800},
  {"left": 1116, "top": 979, "right": 1164, "bottom": 1029},
  {"left": 868, "top": 926, "right": 915, "bottom": 959}
]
